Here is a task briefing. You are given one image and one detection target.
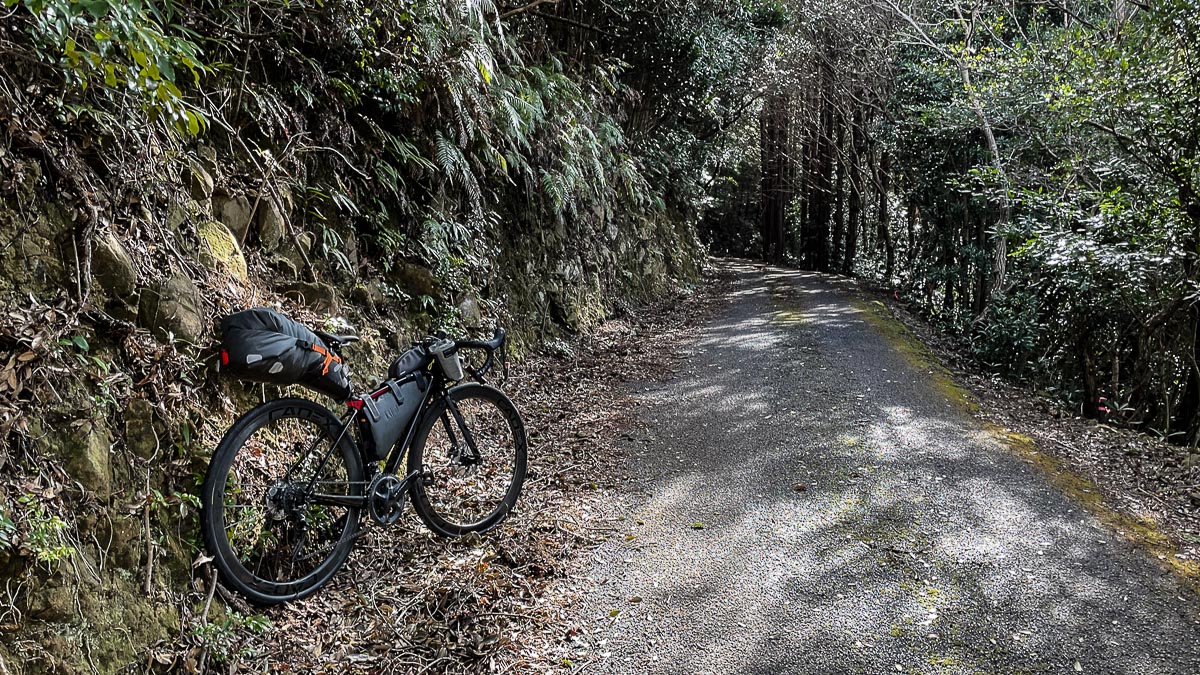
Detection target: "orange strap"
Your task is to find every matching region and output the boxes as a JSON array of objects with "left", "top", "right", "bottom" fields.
[{"left": 310, "top": 344, "right": 342, "bottom": 376}]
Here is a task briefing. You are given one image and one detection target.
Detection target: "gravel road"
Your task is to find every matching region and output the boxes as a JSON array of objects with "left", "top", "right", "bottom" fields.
[{"left": 578, "top": 262, "right": 1200, "bottom": 674}]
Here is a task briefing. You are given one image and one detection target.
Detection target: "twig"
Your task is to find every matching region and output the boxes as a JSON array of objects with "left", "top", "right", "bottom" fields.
[
  {"left": 201, "top": 565, "right": 219, "bottom": 620},
  {"left": 196, "top": 566, "right": 219, "bottom": 674},
  {"left": 532, "top": 11, "right": 612, "bottom": 36},
  {"left": 215, "top": 581, "right": 253, "bottom": 615},
  {"left": 500, "top": 0, "right": 558, "bottom": 19},
  {"left": 143, "top": 471, "right": 154, "bottom": 596}
]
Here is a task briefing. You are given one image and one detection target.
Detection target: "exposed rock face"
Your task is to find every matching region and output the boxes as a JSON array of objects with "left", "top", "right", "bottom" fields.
[
  {"left": 166, "top": 199, "right": 209, "bottom": 235},
  {"left": 25, "top": 578, "right": 77, "bottom": 621},
  {"left": 274, "top": 231, "right": 314, "bottom": 277},
  {"left": 137, "top": 273, "right": 205, "bottom": 343},
  {"left": 56, "top": 423, "right": 111, "bottom": 497},
  {"left": 214, "top": 194, "right": 254, "bottom": 242},
  {"left": 459, "top": 297, "right": 483, "bottom": 327},
  {"left": 395, "top": 262, "right": 440, "bottom": 300},
  {"left": 196, "top": 221, "right": 248, "bottom": 282},
  {"left": 282, "top": 280, "right": 338, "bottom": 314},
  {"left": 92, "top": 232, "right": 137, "bottom": 298},
  {"left": 350, "top": 281, "right": 387, "bottom": 313},
  {"left": 187, "top": 161, "right": 214, "bottom": 201},
  {"left": 123, "top": 398, "right": 162, "bottom": 460},
  {"left": 257, "top": 190, "right": 292, "bottom": 251}
]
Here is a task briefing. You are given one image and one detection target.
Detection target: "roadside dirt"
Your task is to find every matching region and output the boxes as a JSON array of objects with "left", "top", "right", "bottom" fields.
[{"left": 205, "top": 267, "right": 734, "bottom": 673}]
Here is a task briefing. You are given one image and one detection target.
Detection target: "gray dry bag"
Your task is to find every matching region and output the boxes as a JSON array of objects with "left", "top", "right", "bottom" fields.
[{"left": 218, "top": 308, "right": 353, "bottom": 402}]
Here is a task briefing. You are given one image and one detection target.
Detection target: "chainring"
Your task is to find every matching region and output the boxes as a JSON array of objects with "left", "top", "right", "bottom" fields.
[{"left": 367, "top": 473, "right": 406, "bottom": 525}]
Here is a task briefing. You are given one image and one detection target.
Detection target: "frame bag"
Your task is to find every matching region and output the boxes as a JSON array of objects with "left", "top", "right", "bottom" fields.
[
  {"left": 218, "top": 308, "right": 352, "bottom": 401},
  {"left": 355, "top": 373, "right": 429, "bottom": 461}
]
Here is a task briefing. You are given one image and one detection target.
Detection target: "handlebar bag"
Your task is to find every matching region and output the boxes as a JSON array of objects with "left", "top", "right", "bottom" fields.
[
  {"left": 389, "top": 346, "right": 432, "bottom": 379},
  {"left": 218, "top": 307, "right": 352, "bottom": 402}
]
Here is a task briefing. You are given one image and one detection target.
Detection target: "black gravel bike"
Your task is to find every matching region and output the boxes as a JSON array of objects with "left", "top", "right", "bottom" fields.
[{"left": 200, "top": 329, "right": 526, "bottom": 605}]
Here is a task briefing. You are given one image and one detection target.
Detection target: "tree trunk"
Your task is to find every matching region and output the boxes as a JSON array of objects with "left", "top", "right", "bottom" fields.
[
  {"left": 954, "top": 3, "right": 1010, "bottom": 302},
  {"left": 759, "top": 94, "right": 791, "bottom": 263},
  {"left": 843, "top": 106, "right": 863, "bottom": 274},
  {"left": 808, "top": 35, "right": 835, "bottom": 271},
  {"left": 832, "top": 113, "right": 846, "bottom": 269},
  {"left": 876, "top": 149, "right": 894, "bottom": 282},
  {"left": 906, "top": 202, "right": 919, "bottom": 269},
  {"left": 973, "top": 209, "right": 987, "bottom": 316}
]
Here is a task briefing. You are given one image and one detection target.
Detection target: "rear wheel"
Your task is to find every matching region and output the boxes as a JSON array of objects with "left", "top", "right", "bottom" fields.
[
  {"left": 408, "top": 384, "right": 526, "bottom": 537},
  {"left": 201, "top": 398, "right": 363, "bottom": 605}
]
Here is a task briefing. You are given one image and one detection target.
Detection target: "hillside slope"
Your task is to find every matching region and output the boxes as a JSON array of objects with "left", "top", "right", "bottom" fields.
[{"left": 0, "top": 0, "right": 779, "bottom": 670}]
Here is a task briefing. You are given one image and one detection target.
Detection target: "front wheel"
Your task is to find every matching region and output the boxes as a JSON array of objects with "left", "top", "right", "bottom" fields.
[
  {"left": 201, "top": 398, "right": 363, "bottom": 605},
  {"left": 408, "top": 384, "right": 527, "bottom": 537}
]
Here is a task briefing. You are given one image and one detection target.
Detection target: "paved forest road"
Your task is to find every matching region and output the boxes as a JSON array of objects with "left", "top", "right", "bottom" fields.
[{"left": 580, "top": 263, "right": 1200, "bottom": 674}]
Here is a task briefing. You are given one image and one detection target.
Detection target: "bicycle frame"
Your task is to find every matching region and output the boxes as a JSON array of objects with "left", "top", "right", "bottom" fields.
[{"left": 304, "top": 368, "right": 452, "bottom": 510}]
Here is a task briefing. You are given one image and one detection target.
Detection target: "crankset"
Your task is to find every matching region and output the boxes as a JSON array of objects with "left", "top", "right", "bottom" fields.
[{"left": 367, "top": 473, "right": 407, "bottom": 525}]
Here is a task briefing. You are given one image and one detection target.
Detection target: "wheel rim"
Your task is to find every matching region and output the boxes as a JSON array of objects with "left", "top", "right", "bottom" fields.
[
  {"left": 418, "top": 394, "right": 521, "bottom": 531},
  {"left": 216, "top": 410, "right": 356, "bottom": 594}
]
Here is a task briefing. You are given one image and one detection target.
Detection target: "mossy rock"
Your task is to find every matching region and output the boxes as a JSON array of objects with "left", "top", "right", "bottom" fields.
[
  {"left": 25, "top": 580, "right": 77, "bottom": 621},
  {"left": 48, "top": 422, "right": 112, "bottom": 497},
  {"left": 92, "top": 232, "right": 137, "bottom": 298},
  {"left": 350, "top": 281, "right": 387, "bottom": 313},
  {"left": 138, "top": 274, "right": 205, "bottom": 343},
  {"left": 392, "top": 262, "right": 442, "bottom": 306},
  {"left": 282, "top": 280, "right": 338, "bottom": 314},
  {"left": 196, "top": 221, "right": 248, "bottom": 282},
  {"left": 123, "top": 398, "right": 164, "bottom": 460}
]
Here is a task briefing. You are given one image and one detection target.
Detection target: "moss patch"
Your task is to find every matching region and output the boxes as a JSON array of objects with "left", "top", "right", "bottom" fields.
[
  {"left": 986, "top": 424, "right": 1200, "bottom": 591},
  {"left": 852, "top": 298, "right": 979, "bottom": 413},
  {"left": 770, "top": 308, "right": 808, "bottom": 326},
  {"left": 196, "top": 221, "right": 248, "bottom": 282},
  {"left": 853, "top": 293, "right": 1200, "bottom": 592}
]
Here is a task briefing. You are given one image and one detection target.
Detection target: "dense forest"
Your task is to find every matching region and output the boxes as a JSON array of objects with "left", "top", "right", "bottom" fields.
[
  {"left": 702, "top": 0, "right": 1200, "bottom": 443},
  {"left": 1, "top": 0, "right": 1197, "bottom": 671}
]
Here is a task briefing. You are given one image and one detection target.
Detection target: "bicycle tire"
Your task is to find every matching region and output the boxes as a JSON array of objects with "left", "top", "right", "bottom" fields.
[
  {"left": 407, "top": 384, "right": 527, "bottom": 537},
  {"left": 201, "top": 397, "right": 363, "bottom": 605}
]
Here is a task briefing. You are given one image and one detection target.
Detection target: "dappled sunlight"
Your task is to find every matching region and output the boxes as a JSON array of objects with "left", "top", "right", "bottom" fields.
[{"left": 583, "top": 266, "right": 1200, "bottom": 673}]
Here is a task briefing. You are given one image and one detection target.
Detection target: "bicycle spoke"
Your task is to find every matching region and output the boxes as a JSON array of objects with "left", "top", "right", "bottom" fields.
[
  {"left": 413, "top": 387, "right": 524, "bottom": 534},
  {"left": 214, "top": 408, "right": 359, "bottom": 594}
]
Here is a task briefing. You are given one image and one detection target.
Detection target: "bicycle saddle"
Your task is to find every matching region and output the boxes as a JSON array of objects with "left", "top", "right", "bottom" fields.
[{"left": 314, "top": 329, "right": 360, "bottom": 346}]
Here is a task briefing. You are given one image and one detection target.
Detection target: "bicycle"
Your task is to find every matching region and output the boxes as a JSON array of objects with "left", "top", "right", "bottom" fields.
[{"left": 200, "top": 324, "right": 527, "bottom": 605}]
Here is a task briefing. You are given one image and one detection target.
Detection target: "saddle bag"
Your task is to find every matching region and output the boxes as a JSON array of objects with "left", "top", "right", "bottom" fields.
[
  {"left": 354, "top": 373, "right": 430, "bottom": 461},
  {"left": 218, "top": 308, "right": 352, "bottom": 402}
]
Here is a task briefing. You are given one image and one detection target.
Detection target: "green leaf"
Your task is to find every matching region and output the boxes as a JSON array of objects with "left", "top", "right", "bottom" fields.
[{"left": 72, "top": 335, "right": 89, "bottom": 351}]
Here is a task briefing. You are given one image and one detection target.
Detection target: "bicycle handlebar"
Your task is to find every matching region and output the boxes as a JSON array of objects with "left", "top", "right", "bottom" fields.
[{"left": 453, "top": 328, "right": 506, "bottom": 379}]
